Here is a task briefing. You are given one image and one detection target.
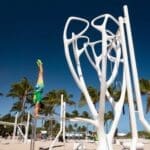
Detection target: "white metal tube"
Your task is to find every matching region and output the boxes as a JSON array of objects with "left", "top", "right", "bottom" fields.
[
  {"left": 17, "top": 125, "right": 25, "bottom": 139},
  {"left": 123, "top": 5, "right": 150, "bottom": 131},
  {"left": 49, "top": 127, "right": 63, "bottom": 150},
  {"left": 107, "top": 45, "right": 122, "bottom": 87},
  {"left": 63, "top": 102, "right": 66, "bottom": 144},
  {"left": 119, "top": 16, "right": 137, "bottom": 149},
  {"left": 97, "top": 28, "right": 109, "bottom": 150},
  {"left": 108, "top": 71, "right": 126, "bottom": 140},
  {"left": 0, "top": 121, "right": 16, "bottom": 126},
  {"left": 49, "top": 94, "right": 64, "bottom": 150},
  {"left": 68, "top": 117, "right": 97, "bottom": 127},
  {"left": 12, "top": 112, "right": 18, "bottom": 141},
  {"left": 64, "top": 44, "right": 98, "bottom": 119},
  {"left": 24, "top": 112, "right": 30, "bottom": 143}
]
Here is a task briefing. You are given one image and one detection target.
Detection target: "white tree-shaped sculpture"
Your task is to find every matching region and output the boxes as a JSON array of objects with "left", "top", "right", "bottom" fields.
[{"left": 63, "top": 5, "right": 150, "bottom": 150}]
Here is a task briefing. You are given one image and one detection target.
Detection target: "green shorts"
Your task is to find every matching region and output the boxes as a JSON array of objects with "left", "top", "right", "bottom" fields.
[{"left": 33, "top": 84, "right": 44, "bottom": 104}]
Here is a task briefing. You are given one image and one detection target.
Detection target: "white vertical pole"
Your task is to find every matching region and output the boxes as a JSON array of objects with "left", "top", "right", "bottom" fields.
[
  {"left": 60, "top": 94, "right": 63, "bottom": 138},
  {"left": 12, "top": 112, "right": 18, "bottom": 141},
  {"left": 97, "top": 28, "right": 108, "bottom": 150},
  {"left": 49, "top": 94, "right": 64, "bottom": 150},
  {"left": 24, "top": 112, "right": 30, "bottom": 143},
  {"left": 123, "top": 5, "right": 150, "bottom": 131},
  {"left": 119, "top": 16, "right": 137, "bottom": 150},
  {"left": 63, "top": 102, "right": 66, "bottom": 145}
]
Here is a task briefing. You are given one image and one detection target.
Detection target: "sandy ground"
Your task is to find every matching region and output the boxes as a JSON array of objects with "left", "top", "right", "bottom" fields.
[{"left": 0, "top": 139, "right": 150, "bottom": 150}]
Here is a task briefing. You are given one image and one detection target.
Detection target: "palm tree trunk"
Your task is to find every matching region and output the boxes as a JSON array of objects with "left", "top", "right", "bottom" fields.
[{"left": 20, "top": 90, "right": 27, "bottom": 123}]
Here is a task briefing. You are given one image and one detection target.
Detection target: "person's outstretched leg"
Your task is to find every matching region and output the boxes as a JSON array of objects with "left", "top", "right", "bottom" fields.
[
  {"left": 36, "top": 59, "right": 43, "bottom": 86},
  {"left": 33, "top": 59, "right": 44, "bottom": 118}
]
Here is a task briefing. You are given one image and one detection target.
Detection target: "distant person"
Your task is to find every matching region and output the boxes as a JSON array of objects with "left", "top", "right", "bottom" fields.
[{"left": 33, "top": 59, "right": 44, "bottom": 118}]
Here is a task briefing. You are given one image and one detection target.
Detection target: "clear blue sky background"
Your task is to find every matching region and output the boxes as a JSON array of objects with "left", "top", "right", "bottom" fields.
[{"left": 0, "top": 0, "right": 150, "bottom": 133}]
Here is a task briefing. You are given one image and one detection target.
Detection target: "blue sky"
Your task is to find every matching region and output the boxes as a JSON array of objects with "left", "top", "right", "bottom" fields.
[{"left": 0, "top": 0, "right": 150, "bottom": 132}]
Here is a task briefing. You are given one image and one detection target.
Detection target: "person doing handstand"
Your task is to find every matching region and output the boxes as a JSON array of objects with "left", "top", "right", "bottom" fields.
[{"left": 33, "top": 59, "right": 44, "bottom": 118}]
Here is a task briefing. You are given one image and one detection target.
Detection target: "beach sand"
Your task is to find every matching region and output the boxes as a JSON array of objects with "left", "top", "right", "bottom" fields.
[{"left": 0, "top": 139, "right": 150, "bottom": 150}]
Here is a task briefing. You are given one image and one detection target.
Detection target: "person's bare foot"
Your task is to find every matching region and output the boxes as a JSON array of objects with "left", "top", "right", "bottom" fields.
[
  {"left": 36, "top": 59, "right": 43, "bottom": 72},
  {"left": 36, "top": 59, "right": 43, "bottom": 66}
]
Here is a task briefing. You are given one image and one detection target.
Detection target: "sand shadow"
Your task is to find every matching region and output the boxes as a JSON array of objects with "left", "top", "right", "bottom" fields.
[{"left": 39, "top": 144, "right": 64, "bottom": 150}]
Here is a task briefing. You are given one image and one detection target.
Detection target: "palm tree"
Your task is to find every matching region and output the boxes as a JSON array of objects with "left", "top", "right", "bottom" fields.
[
  {"left": 42, "top": 89, "right": 75, "bottom": 115},
  {"left": 139, "top": 79, "right": 150, "bottom": 94},
  {"left": 1, "top": 113, "right": 15, "bottom": 122},
  {"left": 139, "top": 79, "right": 150, "bottom": 113},
  {"left": 80, "top": 125, "right": 87, "bottom": 134},
  {"left": 109, "top": 78, "right": 150, "bottom": 114},
  {"left": 104, "top": 111, "right": 114, "bottom": 123},
  {"left": 10, "top": 101, "right": 22, "bottom": 112},
  {"left": 0, "top": 113, "right": 15, "bottom": 137},
  {"left": 67, "top": 124, "right": 74, "bottom": 132},
  {"left": 79, "top": 86, "right": 99, "bottom": 109},
  {"left": 108, "top": 85, "right": 129, "bottom": 114},
  {"left": 108, "top": 85, "right": 121, "bottom": 102},
  {"left": 66, "top": 112, "right": 71, "bottom": 118},
  {"left": 7, "top": 77, "right": 33, "bottom": 115},
  {"left": 104, "top": 111, "right": 114, "bottom": 133},
  {"left": 57, "top": 89, "right": 75, "bottom": 105},
  {"left": 0, "top": 93, "right": 3, "bottom": 117},
  {"left": 41, "top": 89, "right": 75, "bottom": 138},
  {"left": 71, "top": 110, "right": 79, "bottom": 118},
  {"left": 80, "top": 111, "right": 90, "bottom": 118},
  {"left": 146, "top": 96, "right": 150, "bottom": 113}
]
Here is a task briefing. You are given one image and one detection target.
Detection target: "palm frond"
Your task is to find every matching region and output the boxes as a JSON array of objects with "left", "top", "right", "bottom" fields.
[{"left": 146, "top": 95, "right": 150, "bottom": 113}]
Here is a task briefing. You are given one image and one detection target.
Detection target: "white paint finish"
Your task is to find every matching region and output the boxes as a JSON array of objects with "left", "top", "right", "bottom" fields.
[{"left": 63, "top": 5, "right": 150, "bottom": 150}]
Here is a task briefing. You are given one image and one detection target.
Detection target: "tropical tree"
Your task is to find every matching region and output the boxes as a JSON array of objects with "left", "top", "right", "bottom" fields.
[
  {"left": 104, "top": 111, "right": 114, "bottom": 124},
  {"left": 0, "top": 113, "right": 15, "bottom": 122},
  {"left": 80, "top": 125, "right": 87, "bottom": 132},
  {"left": 79, "top": 86, "right": 99, "bottom": 109},
  {"left": 104, "top": 111, "right": 114, "bottom": 133},
  {"left": 10, "top": 101, "right": 22, "bottom": 113},
  {"left": 108, "top": 85, "right": 121, "bottom": 102},
  {"left": 67, "top": 124, "right": 74, "bottom": 132},
  {"left": 0, "top": 113, "right": 15, "bottom": 137},
  {"left": 108, "top": 78, "right": 150, "bottom": 114},
  {"left": 66, "top": 112, "right": 72, "bottom": 118},
  {"left": 108, "top": 83, "right": 137, "bottom": 115},
  {"left": 139, "top": 79, "right": 150, "bottom": 113},
  {"left": 139, "top": 79, "right": 150, "bottom": 94},
  {"left": 80, "top": 111, "right": 90, "bottom": 118},
  {"left": 40, "top": 89, "right": 75, "bottom": 138},
  {"left": 42, "top": 89, "right": 75, "bottom": 116},
  {"left": 7, "top": 77, "right": 33, "bottom": 115},
  {"left": 56, "top": 89, "right": 75, "bottom": 105},
  {"left": 71, "top": 110, "right": 79, "bottom": 118},
  {"left": 0, "top": 92, "right": 3, "bottom": 111},
  {"left": 146, "top": 96, "right": 150, "bottom": 113}
]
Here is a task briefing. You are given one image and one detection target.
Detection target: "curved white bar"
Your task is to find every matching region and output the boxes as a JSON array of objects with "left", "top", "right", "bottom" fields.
[
  {"left": 91, "top": 14, "right": 109, "bottom": 31},
  {"left": 68, "top": 117, "right": 97, "bottom": 127},
  {"left": 91, "top": 14, "right": 119, "bottom": 31},
  {"left": 63, "top": 17, "right": 89, "bottom": 44},
  {"left": 106, "top": 46, "right": 121, "bottom": 87},
  {"left": 108, "top": 71, "right": 126, "bottom": 140},
  {"left": 63, "top": 25, "right": 98, "bottom": 120}
]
